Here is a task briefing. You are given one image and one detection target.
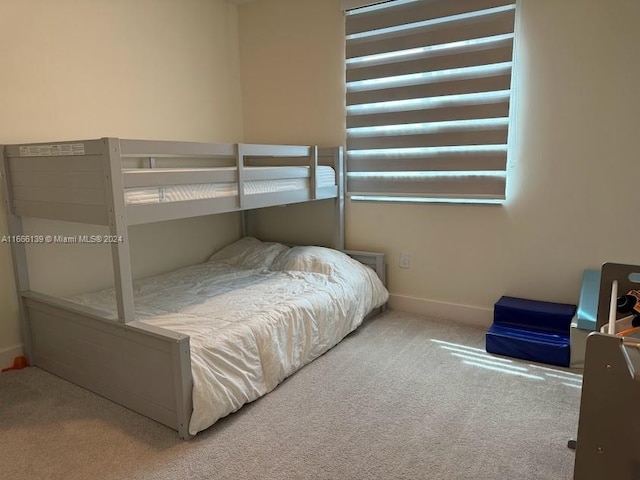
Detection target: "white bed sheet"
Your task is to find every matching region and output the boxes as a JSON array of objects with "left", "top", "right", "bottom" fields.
[
  {"left": 70, "top": 249, "right": 388, "bottom": 435},
  {"left": 125, "top": 166, "right": 336, "bottom": 205}
]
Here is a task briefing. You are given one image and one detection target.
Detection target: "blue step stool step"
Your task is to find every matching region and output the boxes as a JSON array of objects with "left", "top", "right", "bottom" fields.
[{"left": 486, "top": 296, "right": 576, "bottom": 367}]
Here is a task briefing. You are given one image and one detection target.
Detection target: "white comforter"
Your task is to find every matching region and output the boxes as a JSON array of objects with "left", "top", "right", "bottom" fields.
[{"left": 71, "top": 241, "right": 388, "bottom": 435}]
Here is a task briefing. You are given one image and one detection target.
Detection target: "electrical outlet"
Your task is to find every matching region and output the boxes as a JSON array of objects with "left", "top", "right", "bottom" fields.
[{"left": 399, "top": 252, "right": 411, "bottom": 269}]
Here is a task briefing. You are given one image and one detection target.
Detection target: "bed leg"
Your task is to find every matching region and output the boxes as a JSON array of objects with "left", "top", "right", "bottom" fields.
[
  {"left": 1, "top": 147, "right": 33, "bottom": 362},
  {"left": 241, "top": 210, "right": 253, "bottom": 238},
  {"left": 171, "top": 337, "right": 194, "bottom": 440}
]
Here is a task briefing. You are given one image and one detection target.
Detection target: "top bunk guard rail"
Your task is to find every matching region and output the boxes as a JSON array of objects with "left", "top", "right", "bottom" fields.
[
  {"left": 119, "top": 139, "right": 236, "bottom": 158},
  {"left": 1, "top": 138, "right": 344, "bottom": 228},
  {"left": 241, "top": 144, "right": 312, "bottom": 157}
]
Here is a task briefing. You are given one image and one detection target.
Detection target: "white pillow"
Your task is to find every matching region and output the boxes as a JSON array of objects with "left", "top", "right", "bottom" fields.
[
  {"left": 271, "top": 246, "right": 351, "bottom": 275},
  {"left": 208, "top": 237, "right": 289, "bottom": 270},
  {"left": 272, "top": 245, "right": 390, "bottom": 308}
]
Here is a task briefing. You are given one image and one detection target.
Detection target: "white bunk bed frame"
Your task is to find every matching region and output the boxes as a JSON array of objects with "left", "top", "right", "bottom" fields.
[{"left": 0, "top": 138, "right": 386, "bottom": 439}]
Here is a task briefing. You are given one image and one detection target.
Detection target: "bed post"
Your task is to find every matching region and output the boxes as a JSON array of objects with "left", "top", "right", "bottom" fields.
[
  {"left": 334, "top": 146, "right": 345, "bottom": 250},
  {"left": 241, "top": 211, "right": 253, "bottom": 238},
  {"left": 237, "top": 143, "right": 250, "bottom": 238},
  {"left": 102, "top": 138, "right": 135, "bottom": 323},
  {"left": 236, "top": 143, "right": 246, "bottom": 210},
  {"left": 171, "top": 338, "right": 194, "bottom": 440},
  {"left": 1, "top": 145, "right": 33, "bottom": 362},
  {"left": 310, "top": 146, "right": 318, "bottom": 201}
]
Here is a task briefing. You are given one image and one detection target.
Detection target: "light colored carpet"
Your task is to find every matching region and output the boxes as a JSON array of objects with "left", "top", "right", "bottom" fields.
[{"left": 0, "top": 310, "right": 580, "bottom": 479}]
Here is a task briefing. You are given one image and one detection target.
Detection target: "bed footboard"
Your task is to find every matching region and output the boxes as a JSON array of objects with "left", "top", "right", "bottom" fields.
[
  {"left": 344, "top": 249, "right": 387, "bottom": 316},
  {"left": 344, "top": 249, "right": 386, "bottom": 286},
  {"left": 21, "top": 292, "right": 193, "bottom": 439}
]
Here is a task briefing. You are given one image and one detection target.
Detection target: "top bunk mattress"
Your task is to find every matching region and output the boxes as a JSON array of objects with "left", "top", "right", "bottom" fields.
[
  {"left": 69, "top": 238, "right": 388, "bottom": 435},
  {"left": 125, "top": 165, "right": 336, "bottom": 205}
]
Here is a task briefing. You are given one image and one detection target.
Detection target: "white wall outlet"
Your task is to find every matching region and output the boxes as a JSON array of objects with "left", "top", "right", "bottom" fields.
[{"left": 399, "top": 251, "right": 411, "bottom": 269}]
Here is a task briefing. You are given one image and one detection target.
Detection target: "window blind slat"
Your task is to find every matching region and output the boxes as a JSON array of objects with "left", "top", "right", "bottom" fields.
[
  {"left": 347, "top": 43, "right": 514, "bottom": 83},
  {"left": 346, "top": 9, "right": 515, "bottom": 60},
  {"left": 346, "top": 0, "right": 514, "bottom": 36},
  {"left": 347, "top": 154, "right": 507, "bottom": 173},
  {"left": 347, "top": 100, "right": 510, "bottom": 128},
  {"left": 347, "top": 126, "right": 508, "bottom": 150},
  {"left": 347, "top": 176, "right": 506, "bottom": 198},
  {"left": 347, "top": 72, "right": 512, "bottom": 106},
  {"left": 342, "top": 0, "right": 389, "bottom": 11}
]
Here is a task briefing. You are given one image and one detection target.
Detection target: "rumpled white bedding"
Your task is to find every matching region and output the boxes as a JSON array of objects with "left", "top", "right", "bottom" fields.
[{"left": 70, "top": 239, "right": 388, "bottom": 435}]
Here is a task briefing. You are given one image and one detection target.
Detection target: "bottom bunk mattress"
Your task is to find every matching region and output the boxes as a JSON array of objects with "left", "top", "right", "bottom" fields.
[{"left": 70, "top": 238, "right": 388, "bottom": 435}]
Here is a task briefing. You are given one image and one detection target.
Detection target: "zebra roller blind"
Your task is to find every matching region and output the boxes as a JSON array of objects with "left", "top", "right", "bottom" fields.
[{"left": 344, "top": 0, "right": 516, "bottom": 204}]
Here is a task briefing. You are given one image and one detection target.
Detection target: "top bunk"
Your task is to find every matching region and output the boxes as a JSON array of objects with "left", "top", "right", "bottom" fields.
[{"left": 1, "top": 138, "right": 344, "bottom": 226}]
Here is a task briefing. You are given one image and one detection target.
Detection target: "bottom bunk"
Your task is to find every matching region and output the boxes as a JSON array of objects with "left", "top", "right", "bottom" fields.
[{"left": 22, "top": 238, "right": 388, "bottom": 438}]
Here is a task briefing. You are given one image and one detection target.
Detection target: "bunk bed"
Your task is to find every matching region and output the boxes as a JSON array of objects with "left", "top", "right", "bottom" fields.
[{"left": 1, "top": 138, "right": 388, "bottom": 438}]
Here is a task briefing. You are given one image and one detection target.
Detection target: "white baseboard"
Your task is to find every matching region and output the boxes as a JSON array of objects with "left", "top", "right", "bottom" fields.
[
  {"left": 0, "top": 344, "right": 24, "bottom": 371},
  {"left": 388, "top": 294, "right": 493, "bottom": 328}
]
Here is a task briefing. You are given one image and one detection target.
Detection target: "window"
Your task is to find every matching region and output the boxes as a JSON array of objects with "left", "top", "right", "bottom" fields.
[{"left": 343, "top": 0, "right": 517, "bottom": 204}]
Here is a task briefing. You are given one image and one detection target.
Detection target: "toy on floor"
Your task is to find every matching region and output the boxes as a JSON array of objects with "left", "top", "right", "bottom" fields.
[
  {"left": 617, "top": 289, "right": 640, "bottom": 327},
  {"left": 1, "top": 356, "right": 28, "bottom": 373}
]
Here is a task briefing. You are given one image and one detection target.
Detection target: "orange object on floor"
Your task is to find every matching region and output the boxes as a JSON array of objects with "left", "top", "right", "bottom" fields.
[{"left": 1, "top": 356, "right": 29, "bottom": 372}]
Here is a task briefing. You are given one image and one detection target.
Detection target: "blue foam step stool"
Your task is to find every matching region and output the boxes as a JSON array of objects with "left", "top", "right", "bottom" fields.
[{"left": 486, "top": 296, "right": 576, "bottom": 367}]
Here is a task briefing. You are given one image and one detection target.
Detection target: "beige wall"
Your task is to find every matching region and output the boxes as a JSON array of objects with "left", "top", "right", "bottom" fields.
[
  {"left": 238, "top": 0, "right": 640, "bottom": 318},
  {"left": 0, "top": 0, "right": 244, "bottom": 356},
  {"left": 238, "top": 0, "right": 345, "bottom": 145},
  {"left": 238, "top": 0, "right": 345, "bottom": 247}
]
